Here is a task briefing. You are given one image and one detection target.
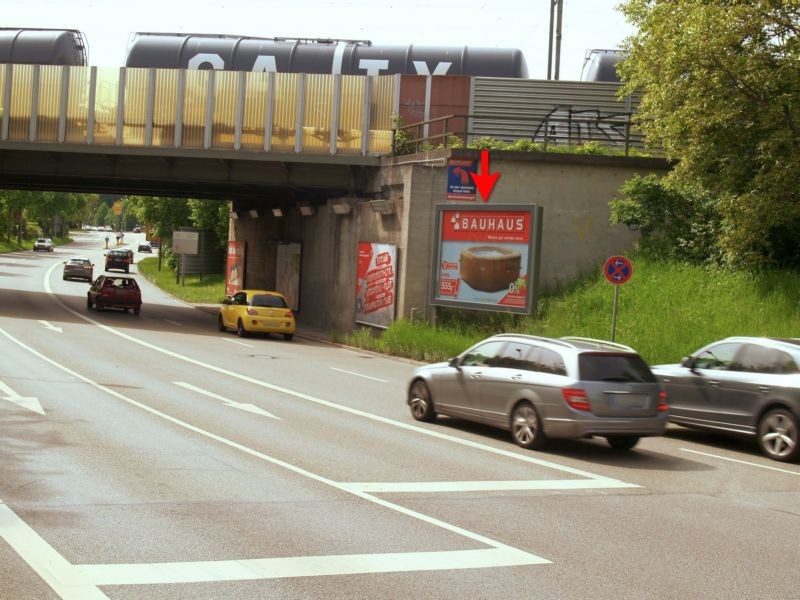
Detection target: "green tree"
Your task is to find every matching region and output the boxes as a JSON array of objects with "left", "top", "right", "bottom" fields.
[
  {"left": 619, "top": 1, "right": 800, "bottom": 268},
  {"left": 187, "top": 198, "right": 230, "bottom": 254},
  {"left": 126, "top": 196, "right": 192, "bottom": 270}
]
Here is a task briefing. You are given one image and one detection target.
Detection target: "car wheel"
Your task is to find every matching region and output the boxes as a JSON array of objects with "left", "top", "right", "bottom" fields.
[
  {"left": 217, "top": 315, "right": 226, "bottom": 332},
  {"left": 62, "top": 275, "right": 67, "bottom": 280},
  {"left": 408, "top": 379, "right": 436, "bottom": 422},
  {"left": 758, "top": 408, "right": 799, "bottom": 462},
  {"left": 124, "top": 267, "right": 129, "bottom": 273},
  {"left": 606, "top": 435, "right": 640, "bottom": 450},
  {"left": 86, "top": 296, "right": 93, "bottom": 309},
  {"left": 95, "top": 302, "right": 103, "bottom": 312},
  {"left": 133, "top": 306, "right": 141, "bottom": 315},
  {"left": 510, "top": 402, "right": 547, "bottom": 449},
  {"left": 283, "top": 333, "right": 294, "bottom": 341},
  {"left": 236, "top": 319, "right": 248, "bottom": 338}
]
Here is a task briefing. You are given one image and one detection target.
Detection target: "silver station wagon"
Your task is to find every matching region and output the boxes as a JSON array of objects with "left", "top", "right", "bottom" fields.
[{"left": 407, "top": 334, "right": 667, "bottom": 451}]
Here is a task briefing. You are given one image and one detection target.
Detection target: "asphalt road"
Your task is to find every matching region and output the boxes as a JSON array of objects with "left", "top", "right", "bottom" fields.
[{"left": 1, "top": 231, "right": 798, "bottom": 599}]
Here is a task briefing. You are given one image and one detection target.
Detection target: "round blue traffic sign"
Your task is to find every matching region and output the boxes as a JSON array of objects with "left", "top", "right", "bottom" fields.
[{"left": 604, "top": 255, "right": 633, "bottom": 285}]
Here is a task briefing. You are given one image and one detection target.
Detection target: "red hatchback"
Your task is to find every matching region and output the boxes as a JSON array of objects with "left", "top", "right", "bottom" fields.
[{"left": 87, "top": 275, "right": 142, "bottom": 314}]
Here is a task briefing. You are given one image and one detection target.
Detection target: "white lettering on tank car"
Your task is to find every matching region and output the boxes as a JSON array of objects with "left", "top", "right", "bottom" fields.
[
  {"left": 187, "top": 53, "right": 225, "bottom": 70},
  {"left": 413, "top": 61, "right": 453, "bottom": 75}
]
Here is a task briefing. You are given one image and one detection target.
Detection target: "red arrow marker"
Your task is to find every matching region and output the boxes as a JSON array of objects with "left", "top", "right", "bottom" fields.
[{"left": 469, "top": 149, "right": 501, "bottom": 202}]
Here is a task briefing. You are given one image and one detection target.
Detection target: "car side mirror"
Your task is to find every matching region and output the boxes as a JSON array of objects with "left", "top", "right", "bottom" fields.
[
  {"left": 222, "top": 298, "right": 231, "bottom": 305},
  {"left": 680, "top": 356, "right": 695, "bottom": 369},
  {"left": 448, "top": 357, "right": 461, "bottom": 370}
]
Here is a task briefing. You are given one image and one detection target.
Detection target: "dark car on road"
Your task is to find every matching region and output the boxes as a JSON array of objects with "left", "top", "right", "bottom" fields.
[
  {"left": 62, "top": 257, "right": 94, "bottom": 282},
  {"left": 407, "top": 334, "right": 667, "bottom": 451},
  {"left": 87, "top": 275, "right": 141, "bottom": 314},
  {"left": 138, "top": 243, "right": 152, "bottom": 253},
  {"left": 653, "top": 337, "right": 800, "bottom": 462},
  {"left": 105, "top": 248, "right": 132, "bottom": 273}
]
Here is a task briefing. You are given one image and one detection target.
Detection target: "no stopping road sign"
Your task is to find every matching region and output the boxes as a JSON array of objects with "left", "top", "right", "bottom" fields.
[{"left": 604, "top": 255, "right": 633, "bottom": 285}]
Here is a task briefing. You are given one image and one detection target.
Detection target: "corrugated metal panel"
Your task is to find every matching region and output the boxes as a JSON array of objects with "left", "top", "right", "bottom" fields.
[
  {"left": 211, "top": 70, "right": 237, "bottom": 149},
  {"left": 92, "top": 67, "right": 120, "bottom": 145},
  {"left": 241, "top": 71, "right": 268, "bottom": 150},
  {"left": 471, "top": 77, "right": 644, "bottom": 150},
  {"left": 152, "top": 69, "right": 178, "bottom": 147},
  {"left": 302, "top": 74, "right": 333, "bottom": 153},
  {"left": 8, "top": 64, "right": 33, "bottom": 141},
  {"left": 337, "top": 75, "right": 365, "bottom": 155},
  {"left": 122, "top": 68, "right": 148, "bottom": 145},
  {"left": 368, "top": 75, "right": 394, "bottom": 154},
  {"left": 272, "top": 73, "right": 298, "bottom": 152},
  {"left": 65, "top": 65, "right": 90, "bottom": 143},
  {"left": 182, "top": 70, "right": 209, "bottom": 148},
  {"left": 36, "top": 65, "right": 61, "bottom": 141}
]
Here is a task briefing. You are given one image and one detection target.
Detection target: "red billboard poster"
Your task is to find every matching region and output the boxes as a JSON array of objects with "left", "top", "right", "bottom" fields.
[
  {"left": 447, "top": 158, "right": 478, "bottom": 200},
  {"left": 355, "top": 242, "right": 397, "bottom": 328},
  {"left": 431, "top": 205, "right": 542, "bottom": 314},
  {"left": 225, "top": 241, "right": 245, "bottom": 297}
]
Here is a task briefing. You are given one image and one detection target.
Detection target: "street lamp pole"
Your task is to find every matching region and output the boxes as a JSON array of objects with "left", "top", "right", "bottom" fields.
[{"left": 547, "top": 0, "right": 564, "bottom": 80}]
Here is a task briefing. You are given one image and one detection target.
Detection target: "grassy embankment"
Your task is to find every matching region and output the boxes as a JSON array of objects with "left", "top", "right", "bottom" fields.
[
  {"left": 137, "top": 257, "right": 227, "bottom": 304},
  {"left": 0, "top": 235, "right": 72, "bottom": 253},
  {"left": 135, "top": 255, "right": 800, "bottom": 366}
]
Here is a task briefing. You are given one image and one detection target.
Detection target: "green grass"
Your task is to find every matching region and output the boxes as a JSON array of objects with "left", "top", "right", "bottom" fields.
[
  {"left": 0, "top": 235, "right": 72, "bottom": 253},
  {"left": 137, "top": 257, "right": 227, "bottom": 304},
  {"left": 343, "top": 256, "right": 800, "bottom": 365},
  {"left": 97, "top": 254, "right": 800, "bottom": 365}
]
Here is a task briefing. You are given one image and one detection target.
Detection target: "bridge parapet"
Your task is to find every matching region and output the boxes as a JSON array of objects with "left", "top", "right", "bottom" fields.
[{"left": 0, "top": 64, "right": 395, "bottom": 156}]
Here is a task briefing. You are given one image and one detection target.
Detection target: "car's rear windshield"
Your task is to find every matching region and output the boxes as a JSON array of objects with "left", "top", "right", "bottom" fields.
[
  {"left": 578, "top": 353, "right": 656, "bottom": 383},
  {"left": 251, "top": 294, "right": 287, "bottom": 308}
]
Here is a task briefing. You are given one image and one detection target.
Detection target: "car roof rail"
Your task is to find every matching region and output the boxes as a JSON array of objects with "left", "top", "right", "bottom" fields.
[
  {"left": 492, "top": 333, "right": 574, "bottom": 348},
  {"left": 559, "top": 336, "right": 636, "bottom": 352}
]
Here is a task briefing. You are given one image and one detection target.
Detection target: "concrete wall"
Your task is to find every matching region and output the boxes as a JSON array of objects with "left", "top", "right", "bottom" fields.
[{"left": 231, "top": 150, "right": 670, "bottom": 333}]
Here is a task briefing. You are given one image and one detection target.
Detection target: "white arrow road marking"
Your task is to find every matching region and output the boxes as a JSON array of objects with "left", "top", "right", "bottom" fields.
[
  {"left": 164, "top": 319, "right": 181, "bottom": 326},
  {"left": 681, "top": 448, "right": 800, "bottom": 476},
  {"left": 38, "top": 320, "right": 63, "bottom": 333},
  {"left": 173, "top": 381, "right": 280, "bottom": 420},
  {"left": 0, "top": 380, "right": 45, "bottom": 415}
]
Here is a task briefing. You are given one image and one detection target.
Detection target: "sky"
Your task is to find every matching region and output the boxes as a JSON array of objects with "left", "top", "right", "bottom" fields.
[{"left": 6, "top": 0, "right": 635, "bottom": 81}]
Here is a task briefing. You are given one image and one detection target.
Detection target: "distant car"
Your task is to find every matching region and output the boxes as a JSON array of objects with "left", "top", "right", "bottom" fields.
[
  {"left": 407, "top": 334, "right": 668, "bottom": 451},
  {"left": 218, "top": 290, "right": 295, "bottom": 340},
  {"left": 81, "top": 224, "right": 92, "bottom": 231},
  {"left": 149, "top": 239, "right": 159, "bottom": 248},
  {"left": 105, "top": 248, "right": 132, "bottom": 273},
  {"left": 87, "top": 274, "right": 141, "bottom": 314},
  {"left": 132, "top": 226, "right": 142, "bottom": 233},
  {"left": 138, "top": 243, "right": 152, "bottom": 253},
  {"left": 33, "top": 238, "right": 54, "bottom": 252},
  {"left": 62, "top": 257, "right": 94, "bottom": 282},
  {"left": 653, "top": 337, "right": 800, "bottom": 462}
]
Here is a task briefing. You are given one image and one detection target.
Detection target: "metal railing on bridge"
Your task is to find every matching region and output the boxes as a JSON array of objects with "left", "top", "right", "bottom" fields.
[
  {"left": 394, "top": 107, "right": 652, "bottom": 157},
  {"left": 0, "top": 64, "right": 395, "bottom": 155}
]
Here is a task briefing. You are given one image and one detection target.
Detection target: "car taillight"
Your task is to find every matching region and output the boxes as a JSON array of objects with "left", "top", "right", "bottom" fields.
[
  {"left": 247, "top": 308, "right": 258, "bottom": 315},
  {"left": 285, "top": 311, "right": 294, "bottom": 318},
  {"left": 562, "top": 388, "right": 591, "bottom": 411},
  {"left": 658, "top": 390, "right": 668, "bottom": 412}
]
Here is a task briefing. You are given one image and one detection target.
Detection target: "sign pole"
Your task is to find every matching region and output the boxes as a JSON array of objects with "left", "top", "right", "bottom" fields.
[
  {"left": 603, "top": 255, "right": 633, "bottom": 344},
  {"left": 611, "top": 284, "right": 620, "bottom": 342}
]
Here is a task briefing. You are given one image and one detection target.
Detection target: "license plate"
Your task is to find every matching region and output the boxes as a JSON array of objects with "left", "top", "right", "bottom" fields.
[{"left": 606, "top": 394, "right": 648, "bottom": 409}]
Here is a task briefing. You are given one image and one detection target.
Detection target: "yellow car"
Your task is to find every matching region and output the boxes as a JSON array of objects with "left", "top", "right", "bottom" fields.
[{"left": 218, "top": 290, "right": 296, "bottom": 341}]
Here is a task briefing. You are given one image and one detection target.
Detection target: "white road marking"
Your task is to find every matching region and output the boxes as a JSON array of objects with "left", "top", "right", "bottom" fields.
[
  {"left": 0, "top": 326, "right": 549, "bottom": 586},
  {"left": 330, "top": 366, "right": 389, "bottom": 383},
  {"left": 0, "top": 503, "right": 108, "bottom": 599},
  {"left": 173, "top": 381, "right": 280, "bottom": 420},
  {"left": 342, "top": 478, "right": 638, "bottom": 493},
  {"left": 221, "top": 338, "right": 255, "bottom": 348},
  {"left": 164, "top": 319, "right": 182, "bottom": 326},
  {"left": 38, "top": 320, "right": 63, "bottom": 333},
  {"left": 680, "top": 448, "right": 800, "bottom": 476},
  {"left": 0, "top": 380, "right": 45, "bottom": 415},
  {"left": 77, "top": 547, "right": 547, "bottom": 585}
]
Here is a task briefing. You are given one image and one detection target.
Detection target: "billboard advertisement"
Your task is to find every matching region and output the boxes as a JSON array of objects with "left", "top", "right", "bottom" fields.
[
  {"left": 225, "top": 240, "right": 246, "bottom": 297},
  {"left": 355, "top": 242, "right": 397, "bottom": 328},
  {"left": 431, "top": 204, "right": 542, "bottom": 314}
]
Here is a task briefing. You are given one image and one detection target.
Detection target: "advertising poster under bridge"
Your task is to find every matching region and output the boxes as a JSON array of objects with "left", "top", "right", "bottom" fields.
[
  {"left": 431, "top": 204, "right": 542, "bottom": 314},
  {"left": 225, "top": 241, "right": 246, "bottom": 297},
  {"left": 355, "top": 242, "right": 397, "bottom": 328}
]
